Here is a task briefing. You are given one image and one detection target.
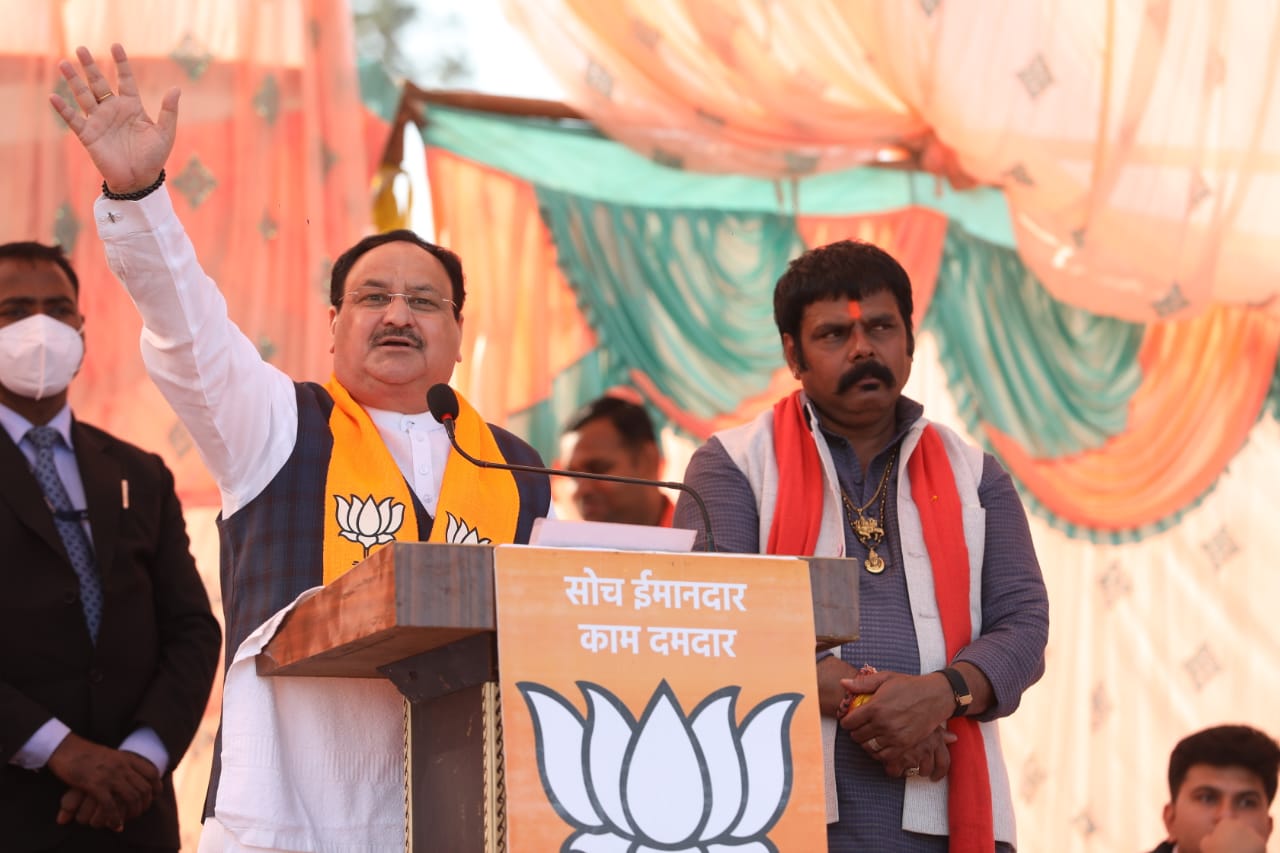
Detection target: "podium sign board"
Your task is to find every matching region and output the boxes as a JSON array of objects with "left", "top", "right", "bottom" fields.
[
  {"left": 495, "top": 548, "right": 828, "bottom": 852},
  {"left": 257, "top": 543, "right": 858, "bottom": 852}
]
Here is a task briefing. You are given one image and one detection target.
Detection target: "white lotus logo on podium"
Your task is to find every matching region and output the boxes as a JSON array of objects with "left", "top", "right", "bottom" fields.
[
  {"left": 517, "top": 680, "right": 802, "bottom": 853},
  {"left": 333, "top": 493, "right": 404, "bottom": 557}
]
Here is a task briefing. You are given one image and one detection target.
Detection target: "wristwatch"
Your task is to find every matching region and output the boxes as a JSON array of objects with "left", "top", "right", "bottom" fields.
[{"left": 940, "top": 667, "right": 973, "bottom": 718}]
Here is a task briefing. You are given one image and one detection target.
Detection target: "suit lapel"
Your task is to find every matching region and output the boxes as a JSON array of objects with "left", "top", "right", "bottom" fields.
[
  {"left": 72, "top": 421, "right": 121, "bottom": 582},
  {"left": 0, "top": 427, "right": 69, "bottom": 562}
]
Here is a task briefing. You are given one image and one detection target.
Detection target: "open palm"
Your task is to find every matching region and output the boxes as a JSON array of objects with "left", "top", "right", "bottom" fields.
[{"left": 49, "top": 43, "right": 179, "bottom": 193}]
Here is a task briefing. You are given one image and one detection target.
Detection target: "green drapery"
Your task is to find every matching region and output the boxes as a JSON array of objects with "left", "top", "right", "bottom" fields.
[
  {"left": 423, "top": 105, "right": 1015, "bottom": 245},
  {"left": 926, "top": 225, "right": 1145, "bottom": 457},
  {"left": 504, "top": 349, "right": 629, "bottom": 464},
  {"left": 537, "top": 190, "right": 801, "bottom": 416}
]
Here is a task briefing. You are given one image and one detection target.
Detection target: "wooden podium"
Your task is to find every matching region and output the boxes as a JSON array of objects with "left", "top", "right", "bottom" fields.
[{"left": 257, "top": 543, "right": 859, "bottom": 852}]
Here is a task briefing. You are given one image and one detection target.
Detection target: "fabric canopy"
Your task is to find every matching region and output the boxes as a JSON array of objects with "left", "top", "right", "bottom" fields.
[
  {"left": 419, "top": 103, "right": 1280, "bottom": 543},
  {"left": 502, "top": 0, "right": 1280, "bottom": 323}
]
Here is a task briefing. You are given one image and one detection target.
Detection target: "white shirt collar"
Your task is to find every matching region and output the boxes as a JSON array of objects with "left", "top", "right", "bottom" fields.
[{"left": 365, "top": 406, "right": 445, "bottom": 435}]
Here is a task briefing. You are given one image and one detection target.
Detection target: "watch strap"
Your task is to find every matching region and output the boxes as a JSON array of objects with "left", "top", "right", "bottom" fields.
[{"left": 940, "top": 666, "right": 973, "bottom": 718}]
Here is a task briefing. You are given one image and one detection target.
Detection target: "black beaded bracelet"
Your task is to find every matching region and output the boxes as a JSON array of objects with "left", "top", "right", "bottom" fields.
[{"left": 102, "top": 169, "right": 166, "bottom": 201}]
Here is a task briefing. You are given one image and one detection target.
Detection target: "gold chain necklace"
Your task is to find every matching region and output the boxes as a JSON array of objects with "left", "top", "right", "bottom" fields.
[{"left": 839, "top": 448, "right": 898, "bottom": 574}]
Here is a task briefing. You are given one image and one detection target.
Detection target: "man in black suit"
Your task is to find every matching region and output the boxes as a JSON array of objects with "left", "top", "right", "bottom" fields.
[{"left": 0, "top": 240, "right": 221, "bottom": 852}]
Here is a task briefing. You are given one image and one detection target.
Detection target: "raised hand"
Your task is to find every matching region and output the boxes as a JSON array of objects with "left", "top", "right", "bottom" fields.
[{"left": 49, "top": 43, "right": 179, "bottom": 194}]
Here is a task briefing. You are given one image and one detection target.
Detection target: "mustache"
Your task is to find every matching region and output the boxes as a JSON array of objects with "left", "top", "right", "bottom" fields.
[
  {"left": 371, "top": 326, "right": 423, "bottom": 348},
  {"left": 837, "top": 360, "right": 895, "bottom": 393}
]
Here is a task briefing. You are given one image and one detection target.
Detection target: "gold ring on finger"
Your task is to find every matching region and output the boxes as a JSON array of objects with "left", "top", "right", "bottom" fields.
[{"left": 95, "top": 91, "right": 115, "bottom": 103}]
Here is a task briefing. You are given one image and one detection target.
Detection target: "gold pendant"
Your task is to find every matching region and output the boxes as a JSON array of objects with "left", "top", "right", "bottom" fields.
[
  {"left": 853, "top": 515, "right": 883, "bottom": 541},
  {"left": 864, "top": 547, "right": 885, "bottom": 574}
]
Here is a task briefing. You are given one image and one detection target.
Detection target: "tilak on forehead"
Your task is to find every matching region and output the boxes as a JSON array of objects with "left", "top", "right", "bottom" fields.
[{"left": 847, "top": 300, "right": 863, "bottom": 321}]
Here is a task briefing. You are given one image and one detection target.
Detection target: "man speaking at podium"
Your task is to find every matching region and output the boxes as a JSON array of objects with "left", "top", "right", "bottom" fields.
[
  {"left": 53, "top": 44, "right": 551, "bottom": 851},
  {"left": 675, "top": 240, "right": 1049, "bottom": 852}
]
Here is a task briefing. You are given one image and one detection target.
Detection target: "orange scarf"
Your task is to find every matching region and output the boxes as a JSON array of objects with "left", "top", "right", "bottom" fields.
[
  {"left": 322, "top": 377, "right": 419, "bottom": 584},
  {"left": 766, "top": 392, "right": 824, "bottom": 555},
  {"left": 767, "top": 390, "right": 994, "bottom": 852},
  {"left": 321, "top": 377, "right": 520, "bottom": 585}
]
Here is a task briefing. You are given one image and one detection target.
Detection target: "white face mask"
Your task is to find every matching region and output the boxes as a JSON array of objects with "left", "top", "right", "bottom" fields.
[{"left": 0, "top": 313, "right": 85, "bottom": 401}]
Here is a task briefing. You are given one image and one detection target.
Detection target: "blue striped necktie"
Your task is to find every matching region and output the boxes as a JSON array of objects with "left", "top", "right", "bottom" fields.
[{"left": 26, "top": 426, "right": 102, "bottom": 642}]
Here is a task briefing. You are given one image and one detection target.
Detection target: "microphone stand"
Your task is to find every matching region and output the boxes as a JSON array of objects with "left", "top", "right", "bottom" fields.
[{"left": 440, "top": 418, "right": 717, "bottom": 553}]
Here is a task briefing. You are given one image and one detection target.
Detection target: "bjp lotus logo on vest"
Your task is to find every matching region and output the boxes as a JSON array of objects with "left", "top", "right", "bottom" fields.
[
  {"left": 445, "top": 512, "right": 491, "bottom": 544},
  {"left": 517, "top": 680, "right": 802, "bottom": 853},
  {"left": 333, "top": 494, "right": 405, "bottom": 557}
]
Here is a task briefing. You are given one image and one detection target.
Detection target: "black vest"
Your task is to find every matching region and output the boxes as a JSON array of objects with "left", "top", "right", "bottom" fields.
[{"left": 207, "top": 381, "right": 550, "bottom": 814}]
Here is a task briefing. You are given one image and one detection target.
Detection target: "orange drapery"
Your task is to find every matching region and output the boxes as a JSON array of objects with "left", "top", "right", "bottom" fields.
[
  {"left": 3, "top": 2, "right": 373, "bottom": 506},
  {"left": 987, "top": 306, "right": 1280, "bottom": 532},
  {"left": 427, "top": 148, "right": 597, "bottom": 420},
  {"left": 633, "top": 207, "right": 949, "bottom": 438}
]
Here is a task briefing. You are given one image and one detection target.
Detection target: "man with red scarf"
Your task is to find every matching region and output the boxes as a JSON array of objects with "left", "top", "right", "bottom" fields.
[{"left": 675, "top": 239, "right": 1049, "bottom": 852}]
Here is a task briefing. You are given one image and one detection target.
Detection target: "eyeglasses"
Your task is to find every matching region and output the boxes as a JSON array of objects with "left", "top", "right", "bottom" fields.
[{"left": 337, "top": 288, "right": 456, "bottom": 315}]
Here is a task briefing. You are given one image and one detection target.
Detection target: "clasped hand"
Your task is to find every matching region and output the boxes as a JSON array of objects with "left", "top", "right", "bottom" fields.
[
  {"left": 838, "top": 669, "right": 957, "bottom": 782},
  {"left": 46, "top": 733, "right": 161, "bottom": 831}
]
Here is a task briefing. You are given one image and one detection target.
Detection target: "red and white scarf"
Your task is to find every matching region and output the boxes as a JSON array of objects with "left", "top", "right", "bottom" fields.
[{"left": 767, "top": 390, "right": 994, "bottom": 853}]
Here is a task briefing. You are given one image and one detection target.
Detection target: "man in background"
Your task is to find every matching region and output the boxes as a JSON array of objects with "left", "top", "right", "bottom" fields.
[
  {"left": 561, "top": 394, "right": 673, "bottom": 526},
  {"left": 0, "top": 240, "right": 221, "bottom": 852},
  {"left": 1150, "top": 724, "right": 1278, "bottom": 853}
]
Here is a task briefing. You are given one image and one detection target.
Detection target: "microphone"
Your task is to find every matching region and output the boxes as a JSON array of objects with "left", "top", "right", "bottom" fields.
[{"left": 427, "top": 384, "right": 716, "bottom": 552}]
